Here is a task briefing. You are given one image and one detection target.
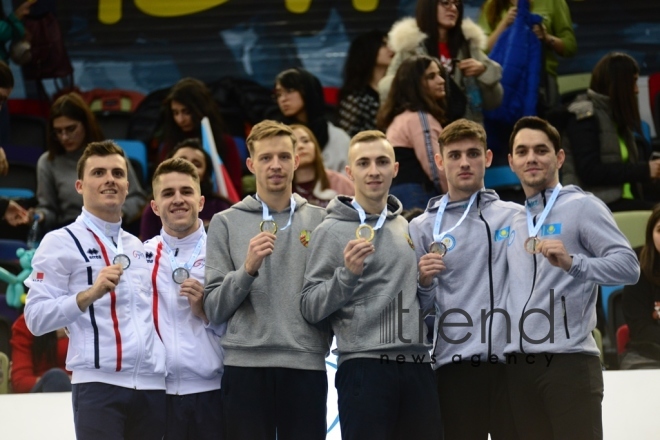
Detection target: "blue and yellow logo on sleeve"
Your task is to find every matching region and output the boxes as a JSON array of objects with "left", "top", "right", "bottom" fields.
[
  {"left": 540, "top": 223, "right": 562, "bottom": 236},
  {"left": 494, "top": 226, "right": 511, "bottom": 242}
]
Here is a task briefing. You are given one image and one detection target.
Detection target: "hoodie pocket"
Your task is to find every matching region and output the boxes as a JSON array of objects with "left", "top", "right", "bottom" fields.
[{"left": 561, "top": 296, "right": 570, "bottom": 339}]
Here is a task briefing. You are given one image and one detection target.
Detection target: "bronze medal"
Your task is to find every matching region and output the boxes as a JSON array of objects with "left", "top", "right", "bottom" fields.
[
  {"left": 428, "top": 241, "right": 447, "bottom": 256},
  {"left": 524, "top": 236, "right": 541, "bottom": 254}
]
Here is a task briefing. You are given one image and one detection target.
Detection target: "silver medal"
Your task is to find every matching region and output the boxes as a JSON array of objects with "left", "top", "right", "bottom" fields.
[
  {"left": 113, "top": 254, "right": 131, "bottom": 270},
  {"left": 172, "top": 267, "right": 190, "bottom": 284}
]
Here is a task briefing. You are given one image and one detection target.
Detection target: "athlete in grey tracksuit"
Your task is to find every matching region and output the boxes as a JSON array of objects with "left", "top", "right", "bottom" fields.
[
  {"left": 506, "top": 116, "right": 640, "bottom": 440},
  {"left": 204, "top": 121, "right": 330, "bottom": 440},
  {"left": 410, "top": 118, "right": 523, "bottom": 439},
  {"left": 410, "top": 189, "right": 522, "bottom": 439},
  {"left": 302, "top": 194, "right": 442, "bottom": 439},
  {"left": 301, "top": 130, "right": 443, "bottom": 438}
]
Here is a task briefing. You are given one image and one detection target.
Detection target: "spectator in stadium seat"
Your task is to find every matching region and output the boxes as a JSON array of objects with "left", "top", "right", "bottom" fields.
[
  {"left": 337, "top": 30, "right": 393, "bottom": 137},
  {"left": 380, "top": 0, "right": 503, "bottom": 125},
  {"left": 10, "top": 314, "right": 71, "bottom": 393},
  {"left": 291, "top": 124, "right": 354, "bottom": 208},
  {"left": 275, "top": 67, "right": 350, "bottom": 173},
  {"left": 35, "top": 93, "right": 147, "bottom": 233},
  {"left": 377, "top": 55, "right": 448, "bottom": 210},
  {"left": 479, "top": 0, "right": 576, "bottom": 111},
  {"left": 621, "top": 204, "right": 660, "bottom": 369},
  {"left": 158, "top": 77, "right": 243, "bottom": 196},
  {"left": 561, "top": 52, "right": 659, "bottom": 212}
]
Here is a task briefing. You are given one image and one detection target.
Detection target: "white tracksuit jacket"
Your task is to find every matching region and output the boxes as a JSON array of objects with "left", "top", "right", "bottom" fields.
[
  {"left": 24, "top": 210, "right": 166, "bottom": 390},
  {"left": 144, "top": 222, "right": 225, "bottom": 395}
]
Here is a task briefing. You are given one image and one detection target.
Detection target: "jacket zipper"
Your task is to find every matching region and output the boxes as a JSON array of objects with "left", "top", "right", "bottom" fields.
[{"left": 561, "top": 295, "right": 570, "bottom": 339}]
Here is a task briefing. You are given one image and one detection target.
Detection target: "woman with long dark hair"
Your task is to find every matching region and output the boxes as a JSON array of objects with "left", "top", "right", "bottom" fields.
[
  {"left": 377, "top": 55, "right": 448, "bottom": 210},
  {"left": 338, "top": 30, "right": 393, "bottom": 137},
  {"left": 140, "top": 138, "right": 231, "bottom": 240},
  {"left": 621, "top": 206, "right": 660, "bottom": 369},
  {"left": 562, "top": 52, "right": 659, "bottom": 212},
  {"left": 159, "top": 77, "right": 242, "bottom": 195},
  {"left": 379, "top": 0, "right": 503, "bottom": 124},
  {"left": 36, "top": 93, "right": 146, "bottom": 233},
  {"left": 275, "top": 68, "right": 350, "bottom": 173},
  {"left": 291, "top": 124, "right": 354, "bottom": 208}
]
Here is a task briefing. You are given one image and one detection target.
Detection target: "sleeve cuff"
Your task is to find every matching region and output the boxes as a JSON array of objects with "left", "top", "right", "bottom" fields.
[
  {"left": 62, "top": 294, "right": 86, "bottom": 322},
  {"left": 234, "top": 265, "right": 257, "bottom": 291},
  {"left": 338, "top": 267, "right": 360, "bottom": 288}
]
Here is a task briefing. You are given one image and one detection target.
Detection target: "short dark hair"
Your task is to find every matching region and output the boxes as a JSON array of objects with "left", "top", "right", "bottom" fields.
[
  {"left": 509, "top": 116, "right": 561, "bottom": 154},
  {"left": 0, "top": 61, "right": 14, "bottom": 89},
  {"left": 439, "top": 119, "right": 487, "bottom": 153},
  {"left": 76, "top": 140, "right": 128, "bottom": 179},
  {"left": 152, "top": 157, "right": 201, "bottom": 196},
  {"left": 246, "top": 120, "right": 296, "bottom": 156}
]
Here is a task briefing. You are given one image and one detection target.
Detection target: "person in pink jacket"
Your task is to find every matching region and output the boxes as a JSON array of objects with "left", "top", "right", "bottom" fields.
[{"left": 377, "top": 55, "right": 448, "bottom": 210}]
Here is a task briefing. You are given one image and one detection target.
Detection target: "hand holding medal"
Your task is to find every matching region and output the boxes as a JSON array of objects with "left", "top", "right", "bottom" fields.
[
  {"left": 245, "top": 232, "right": 276, "bottom": 276},
  {"left": 92, "top": 264, "right": 123, "bottom": 298},
  {"left": 534, "top": 239, "right": 573, "bottom": 271},
  {"left": 179, "top": 278, "right": 208, "bottom": 323},
  {"left": 417, "top": 252, "right": 446, "bottom": 287},
  {"left": 344, "top": 238, "right": 375, "bottom": 276}
]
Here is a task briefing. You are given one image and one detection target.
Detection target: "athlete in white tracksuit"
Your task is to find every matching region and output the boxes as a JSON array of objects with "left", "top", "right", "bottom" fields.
[{"left": 24, "top": 141, "right": 166, "bottom": 440}]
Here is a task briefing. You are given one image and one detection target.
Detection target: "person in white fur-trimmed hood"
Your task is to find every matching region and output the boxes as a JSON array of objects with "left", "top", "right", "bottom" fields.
[{"left": 379, "top": 0, "right": 503, "bottom": 124}]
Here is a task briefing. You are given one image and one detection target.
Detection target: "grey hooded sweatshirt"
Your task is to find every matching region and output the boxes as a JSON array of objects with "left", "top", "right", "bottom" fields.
[
  {"left": 505, "top": 185, "right": 639, "bottom": 356},
  {"left": 409, "top": 190, "right": 523, "bottom": 368},
  {"left": 203, "top": 193, "right": 330, "bottom": 371},
  {"left": 301, "top": 195, "right": 431, "bottom": 366}
]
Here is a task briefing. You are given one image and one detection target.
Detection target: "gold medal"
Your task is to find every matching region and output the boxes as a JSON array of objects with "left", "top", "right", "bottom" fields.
[
  {"left": 260, "top": 220, "right": 278, "bottom": 234},
  {"left": 524, "top": 236, "right": 541, "bottom": 254},
  {"left": 428, "top": 241, "right": 447, "bottom": 256},
  {"left": 355, "top": 224, "right": 375, "bottom": 242}
]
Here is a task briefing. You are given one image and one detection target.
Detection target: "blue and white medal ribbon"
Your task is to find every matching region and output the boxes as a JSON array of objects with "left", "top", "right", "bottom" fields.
[
  {"left": 524, "top": 184, "right": 562, "bottom": 254},
  {"left": 352, "top": 199, "right": 387, "bottom": 242},
  {"left": 430, "top": 191, "right": 478, "bottom": 255},
  {"left": 162, "top": 234, "right": 205, "bottom": 284},
  {"left": 257, "top": 194, "right": 296, "bottom": 234},
  {"left": 82, "top": 213, "right": 130, "bottom": 269}
]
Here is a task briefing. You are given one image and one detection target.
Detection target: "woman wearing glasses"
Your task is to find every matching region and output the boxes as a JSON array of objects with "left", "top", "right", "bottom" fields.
[
  {"left": 35, "top": 93, "right": 146, "bottom": 233},
  {"left": 379, "top": 0, "right": 503, "bottom": 125}
]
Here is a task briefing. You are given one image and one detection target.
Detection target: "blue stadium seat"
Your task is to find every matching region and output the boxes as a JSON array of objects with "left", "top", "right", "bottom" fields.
[
  {"left": 484, "top": 166, "right": 520, "bottom": 190},
  {"left": 115, "top": 139, "right": 148, "bottom": 184}
]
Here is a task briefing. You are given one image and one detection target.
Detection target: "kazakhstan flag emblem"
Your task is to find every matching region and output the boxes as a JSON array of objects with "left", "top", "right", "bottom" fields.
[
  {"left": 541, "top": 223, "right": 562, "bottom": 236},
  {"left": 494, "top": 226, "right": 510, "bottom": 241}
]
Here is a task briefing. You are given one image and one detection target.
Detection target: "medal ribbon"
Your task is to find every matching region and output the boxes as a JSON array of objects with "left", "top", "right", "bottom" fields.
[
  {"left": 432, "top": 191, "right": 478, "bottom": 245},
  {"left": 526, "top": 184, "right": 562, "bottom": 238},
  {"left": 82, "top": 213, "right": 124, "bottom": 259},
  {"left": 257, "top": 194, "right": 297, "bottom": 231},
  {"left": 351, "top": 199, "right": 387, "bottom": 231},
  {"left": 161, "top": 233, "right": 205, "bottom": 277}
]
